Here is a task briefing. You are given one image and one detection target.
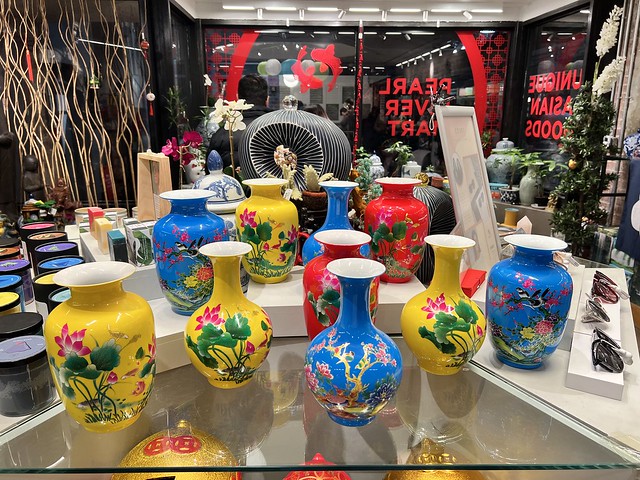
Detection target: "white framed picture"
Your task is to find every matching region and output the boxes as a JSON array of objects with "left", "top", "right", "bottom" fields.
[{"left": 435, "top": 105, "right": 500, "bottom": 272}]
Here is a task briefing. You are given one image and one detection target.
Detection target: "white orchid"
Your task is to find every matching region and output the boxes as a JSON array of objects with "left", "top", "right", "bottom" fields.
[
  {"left": 203, "top": 74, "right": 212, "bottom": 87},
  {"left": 596, "top": 5, "right": 623, "bottom": 58},
  {"left": 593, "top": 56, "right": 626, "bottom": 96},
  {"left": 211, "top": 97, "right": 254, "bottom": 173}
]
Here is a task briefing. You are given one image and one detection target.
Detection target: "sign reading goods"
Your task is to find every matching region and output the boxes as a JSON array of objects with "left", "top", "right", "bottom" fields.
[
  {"left": 379, "top": 77, "right": 453, "bottom": 137},
  {"left": 524, "top": 68, "right": 583, "bottom": 140}
]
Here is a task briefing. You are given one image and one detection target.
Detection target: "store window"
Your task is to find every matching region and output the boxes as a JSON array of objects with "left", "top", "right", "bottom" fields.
[{"left": 520, "top": 10, "right": 589, "bottom": 154}]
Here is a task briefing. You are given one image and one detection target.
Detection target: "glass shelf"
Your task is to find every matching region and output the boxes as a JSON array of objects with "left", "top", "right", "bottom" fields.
[{"left": 0, "top": 338, "right": 638, "bottom": 479}]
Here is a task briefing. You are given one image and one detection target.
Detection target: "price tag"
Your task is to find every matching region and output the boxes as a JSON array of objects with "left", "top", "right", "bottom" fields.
[{"left": 283, "top": 189, "right": 293, "bottom": 200}]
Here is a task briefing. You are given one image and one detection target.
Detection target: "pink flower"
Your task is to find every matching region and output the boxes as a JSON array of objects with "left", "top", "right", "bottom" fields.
[
  {"left": 195, "top": 304, "right": 224, "bottom": 330},
  {"left": 534, "top": 320, "right": 553, "bottom": 335},
  {"left": 239, "top": 209, "right": 257, "bottom": 228},
  {"left": 477, "top": 325, "right": 484, "bottom": 337},
  {"left": 148, "top": 334, "right": 156, "bottom": 359},
  {"left": 263, "top": 243, "right": 270, "bottom": 251},
  {"left": 245, "top": 341, "right": 255, "bottom": 355},
  {"left": 278, "top": 253, "right": 286, "bottom": 262},
  {"left": 161, "top": 137, "right": 179, "bottom": 159},
  {"left": 182, "top": 130, "right": 203, "bottom": 148},
  {"left": 55, "top": 324, "right": 91, "bottom": 357},
  {"left": 315, "top": 361, "right": 333, "bottom": 379},
  {"left": 421, "top": 293, "right": 453, "bottom": 320},
  {"left": 107, "top": 372, "right": 118, "bottom": 384},
  {"left": 522, "top": 278, "right": 534, "bottom": 289},
  {"left": 132, "top": 381, "right": 146, "bottom": 396},
  {"left": 287, "top": 226, "right": 298, "bottom": 244},
  {"left": 179, "top": 232, "right": 189, "bottom": 243},
  {"left": 375, "top": 349, "right": 391, "bottom": 365},
  {"left": 376, "top": 209, "right": 393, "bottom": 225},
  {"left": 319, "top": 271, "right": 340, "bottom": 292},
  {"left": 305, "top": 364, "right": 319, "bottom": 390}
]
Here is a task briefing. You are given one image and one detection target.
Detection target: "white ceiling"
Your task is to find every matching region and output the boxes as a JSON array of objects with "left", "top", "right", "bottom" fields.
[{"left": 174, "top": 0, "right": 582, "bottom": 23}]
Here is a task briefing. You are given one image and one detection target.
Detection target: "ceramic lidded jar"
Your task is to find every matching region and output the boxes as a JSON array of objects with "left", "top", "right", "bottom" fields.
[
  {"left": 44, "top": 262, "right": 156, "bottom": 432},
  {"left": 303, "top": 229, "right": 379, "bottom": 341},
  {"left": 305, "top": 258, "right": 402, "bottom": 427},
  {"left": 486, "top": 234, "right": 572, "bottom": 369},
  {"left": 485, "top": 137, "right": 515, "bottom": 184},
  {"left": 236, "top": 178, "right": 299, "bottom": 284},
  {"left": 185, "top": 241, "right": 273, "bottom": 388},
  {"left": 364, "top": 178, "right": 429, "bottom": 283},
  {"left": 152, "top": 189, "right": 228, "bottom": 315},
  {"left": 401, "top": 235, "right": 486, "bottom": 375}
]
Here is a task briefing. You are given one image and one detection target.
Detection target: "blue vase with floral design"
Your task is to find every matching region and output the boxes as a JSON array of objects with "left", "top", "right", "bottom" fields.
[
  {"left": 305, "top": 258, "right": 402, "bottom": 427},
  {"left": 301, "top": 181, "right": 369, "bottom": 265},
  {"left": 152, "top": 190, "right": 228, "bottom": 315},
  {"left": 485, "top": 234, "right": 572, "bottom": 369}
]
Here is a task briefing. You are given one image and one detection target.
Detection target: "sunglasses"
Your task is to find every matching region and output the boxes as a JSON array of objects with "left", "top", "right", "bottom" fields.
[
  {"left": 591, "top": 327, "right": 633, "bottom": 373},
  {"left": 581, "top": 297, "right": 610, "bottom": 324},
  {"left": 590, "top": 270, "right": 629, "bottom": 304}
]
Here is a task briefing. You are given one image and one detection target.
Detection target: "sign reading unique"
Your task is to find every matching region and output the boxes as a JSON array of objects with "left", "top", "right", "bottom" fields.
[{"left": 524, "top": 68, "right": 583, "bottom": 141}]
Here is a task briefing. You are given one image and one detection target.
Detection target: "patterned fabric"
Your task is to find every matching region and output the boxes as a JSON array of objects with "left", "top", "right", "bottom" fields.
[{"left": 615, "top": 159, "right": 640, "bottom": 260}]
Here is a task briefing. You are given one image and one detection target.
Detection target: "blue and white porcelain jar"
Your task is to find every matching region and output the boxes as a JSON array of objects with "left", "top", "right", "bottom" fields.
[
  {"left": 305, "top": 258, "right": 402, "bottom": 427},
  {"left": 485, "top": 234, "right": 572, "bottom": 369},
  {"left": 152, "top": 190, "right": 228, "bottom": 315}
]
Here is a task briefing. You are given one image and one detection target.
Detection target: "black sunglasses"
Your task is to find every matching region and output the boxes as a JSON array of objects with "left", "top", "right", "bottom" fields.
[{"left": 591, "top": 328, "right": 633, "bottom": 373}]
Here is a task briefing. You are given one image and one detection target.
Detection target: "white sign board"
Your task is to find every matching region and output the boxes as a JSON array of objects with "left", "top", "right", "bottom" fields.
[{"left": 435, "top": 105, "right": 500, "bottom": 272}]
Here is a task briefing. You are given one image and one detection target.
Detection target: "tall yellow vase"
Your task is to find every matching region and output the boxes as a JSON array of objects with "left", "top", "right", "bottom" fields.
[
  {"left": 236, "top": 178, "right": 299, "bottom": 283},
  {"left": 44, "top": 262, "right": 156, "bottom": 432},
  {"left": 401, "top": 235, "right": 486, "bottom": 375},
  {"left": 185, "top": 241, "right": 273, "bottom": 388}
]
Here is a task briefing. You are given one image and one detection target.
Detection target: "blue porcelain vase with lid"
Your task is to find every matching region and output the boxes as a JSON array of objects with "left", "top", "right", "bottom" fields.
[
  {"left": 305, "top": 257, "right": 402, "bottom": 427},
  {"left": 485, "top": 234, "right": 572, "bottom": 369},
  {"left": 152, "top": 189, "right": 228, "bottom": 315},
  {"left": 301, "top": 181, "right": 369, "bottom": 264}
]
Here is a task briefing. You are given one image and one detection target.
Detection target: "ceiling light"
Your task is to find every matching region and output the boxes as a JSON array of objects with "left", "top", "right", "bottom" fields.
[
  {"left": 462, "top": 10, "right": 473, "bottom": 20},
  {"left": 414, "top": 59, "right": 417, "bottom": 65},
  {"left": 296, "top": 43, "right": 300, "bottom": 48},
  {"left": 308, "top": 6, "right": 338, "bottom": 11},
  {"left": 338, "top": 31, "right": 353, "bottom": 34},
  {"left": 338, "top": 9, "right": 346, "bottom": 18},
  {"left": 461, "top": 45, "right": 465, "bottom": 50},
  {"left": 299, "top": 8, "right": 304, "bottom": 19},
  {"left": 404, "top": 33, "right": 411, "bottom": 40},
  {"left": 436, "top": 19, "right": 440, "bottom": 28},
  {"left": 255, "top": 29, "right": 282, "bottom": 33},
  {"left": 547, "top": 37, "right": 551, "bottom": 41},
  {"left": 453, "top": 48, "right": 458, "bottom": 53},
  {"left": 471, "top": 8, "right": 503, "bottom": 13},
  {"left": 580, "top": 9, "right": 590, "bottom": 14},
  {"left": 431, "top": 8, "right": 461, "bottom": 13},
  {"left": 429, "top": 53, "right": 432, "bottom": 59},
  {"left": 381, "top": 34, "right": 387, "bottom": 40},
  {"left": 375, "top": 66, "right": 385, "bottom": 69},
  {"left": 282, "top": 44, "right": 288, "bottom": 51},
  {"left": 288, "top": 30, "right": 305, "bottom": 33},
  {"left": 381, "top": 10, "right": 387, "bottom": 21},
  {"left": 572, "top": 36, "right": 576, "bottom": 40},
  {"left": 286, "top": 18, "right": 290, "bottom": 26},
  {"left": 266, "top": 6, "right": 296, "bottom": 11},
  {"left": 257, "top": 51, "right": 261, "bottom": 56},
  {"left": 422, "top": 10, "right": 429, "bottom": 21},
  {"left": 439, "top": 50, "right": 442, "bottom": 56},
  {"left": 349, "top": 7, "right": 380, "bottom": 12},
  {"left": 395, "top": 62, "right": 402, "bottom": 67},
  {"left": 412, "top": 31, "right": 435, "bottom": 35},
  {"left": 313, "top": 31, "right": 330, "bottom": 34},
  {"left": 390, "top": 8, "right": 420, "bottom": 12},
  {"left": 257, "top": 8, "right": 263, "bottom": 19},
  {"left": 222, "top": 5, "right": 254, "bottom": 10},
  {"left": 385, "top": 31, "right": 401, "bottom": 35},
  {"left": 557, "top": 32, "right": 573, "bottom": 35},
  {"left": 480, "top": 30, "right": 495, "bottom": 34}
]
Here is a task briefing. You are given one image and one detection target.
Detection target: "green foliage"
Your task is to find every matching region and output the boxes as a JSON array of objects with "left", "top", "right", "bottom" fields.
[
  {"left": 384, "top": 141, "right": 413, "bottom": 175},
  {"left": 550, "top": 82, "right": 617, "bottom": 255},
  {"left": 165, "top": 86, "right": 187, "bottom": 128}
]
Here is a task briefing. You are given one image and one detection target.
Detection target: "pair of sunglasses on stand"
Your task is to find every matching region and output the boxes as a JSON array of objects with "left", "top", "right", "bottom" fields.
[
  {"left": 591, "top": 327, "right": 633, "bottom": 373},
  {"left": 590, "top": 270, "right": 630, "bottom": 304}
]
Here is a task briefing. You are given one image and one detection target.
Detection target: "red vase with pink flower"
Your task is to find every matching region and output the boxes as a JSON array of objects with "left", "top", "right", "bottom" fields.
[
  {"left": 185, "top": 241, "right": 273, "bottom": 388},
  {"left": 303, "top": 229, "right": 379, "bottom": 340},
  {"left": 364, "top": 178, "right": 429, "bottom": 283}
]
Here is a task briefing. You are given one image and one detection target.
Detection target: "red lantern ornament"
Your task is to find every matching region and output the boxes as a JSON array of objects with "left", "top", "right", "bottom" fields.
[{"left": 283, "top": 453, "right": 351, "bottom": 480}]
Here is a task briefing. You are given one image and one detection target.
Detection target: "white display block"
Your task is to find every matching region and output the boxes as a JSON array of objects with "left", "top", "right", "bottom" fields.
[{"left": 566, "top": 331, "right": 624, "bottom": 400}]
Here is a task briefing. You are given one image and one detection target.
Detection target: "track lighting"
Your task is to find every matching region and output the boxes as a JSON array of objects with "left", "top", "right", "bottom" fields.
[
  {"left": 381, "top": 10, "right": 387, "bottom": 21},
  {"left": 299, "top": 9, "right": 304, "bottom": 20},
  {"left": 422, "top": 10, "right": 429, "bottom": 21},
  {"left": 257, "top": 8, "right": 263, "bottom": 19},
  {"left": 404, "top": 33, "right": 411, "bottom": 41},
  {"left": 338, "top": 9, "right": 346, "bottom": 19},
  {"left": 462, "top": 10, "right": 472, "bottom": 20}
]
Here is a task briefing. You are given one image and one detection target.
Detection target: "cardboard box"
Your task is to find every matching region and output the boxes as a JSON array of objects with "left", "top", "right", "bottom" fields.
[
  {"left": 125, "top": 222, "right": 154, "bottom": 267},
  {"left": 107, "top": 230, "right": 128, "bottom": 263}
]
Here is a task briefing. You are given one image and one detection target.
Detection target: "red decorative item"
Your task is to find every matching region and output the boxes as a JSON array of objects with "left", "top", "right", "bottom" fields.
[
  {"left": 302, "top": 230, "right": 379, "bottom": 340},
  {"left": 364, "top": 178, "right": 429, "bottom": 283},
  {"left": 283, "top": 453, "right": 351, "bottom": 480},
  {"left": 25, "top": 49, "right": 34, "bottom": 82}
]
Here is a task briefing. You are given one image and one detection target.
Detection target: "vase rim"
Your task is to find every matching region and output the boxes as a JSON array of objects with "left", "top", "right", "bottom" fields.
[
  {"left": 160, "top": 189, "right": 216, "bottom": 201},
  {"left": 505, "top": 233, "right": 568, "bottom": 252},
  {"left": 327, "top": 258, "right": 385, "bottom": 279},
  {"left": 425, "top": 234, "right": 476, "bottom": 250},
  {"left": 319, "top": 180, "right": 358, "bottom": 189},
  {"left": 200, "top": 241, "right": 251, "bottom": 258},
  {"left": 53, "top": 261, "right": 135, "bottom": 288},
  {"left": 375, "top": 177, "right": 421, "bottom": 186},
  {"left": 315, "top": 229, "right": 371, "bottom": 247},
  {"left": 242, "top": 178, "right": 288, "bottom": 187}
]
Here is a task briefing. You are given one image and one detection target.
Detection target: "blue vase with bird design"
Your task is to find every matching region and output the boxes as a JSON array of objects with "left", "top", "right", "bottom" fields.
[
  {"left": 152, "top": 190, "right": 228, "bottom": 315},
  {"left": 485, "top": 234, "right": 572, "bottom": 369}
]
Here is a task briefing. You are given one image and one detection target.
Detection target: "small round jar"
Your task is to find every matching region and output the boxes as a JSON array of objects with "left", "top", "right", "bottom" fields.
[
  {"left": 0, "top": 247, "right": 21, "bottom": 261},
  {"left": 0, "top": 312, "right": 43, "bottom": 340},
  {"left": 0, "top": 259, "right": 33, "bottom": 304},
  {"left": 0, "top": 335, "right": 56, "bottom": 416},
  {"left": 103, "top": 207, "right": 128, "bottom": 228},
  {"left": 33, "top": 242, "right": 80, "bottom": 270},
  {"left": 26, "top": 231, "right": 68, "bottom": 270},
  {"left": 0, "top": 275, "right": 24, "bottom": 312},
  {"left": 33, "top": 272, "right": 61, "bottom": 318},
  {"left": 18, "top": 222, "right": 56, "bottom": 242},
  {"left": 47, "top": 287, "right": 71, "bottom": 313},
  {"left": 0, "top": 237, "right": 22, "bottom": 251},
  {"left": 37, "top": 255, "right": 85, "bottom": 274},
  {"left": 0, "top": 293, "right": 21, "bottom": 317}
]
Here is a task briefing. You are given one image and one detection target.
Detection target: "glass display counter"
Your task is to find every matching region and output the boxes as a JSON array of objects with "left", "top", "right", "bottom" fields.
[{"left": 0, "top": 338, "right": 638, "bottom": 479}]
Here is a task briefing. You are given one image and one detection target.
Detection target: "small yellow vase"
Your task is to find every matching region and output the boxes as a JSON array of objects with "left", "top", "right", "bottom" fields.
[
  {"left": 236, "top": 178, "right": 299, "bottom": 283},
  {"left": 401, "top": 235, "right": 486, "bottom": 375},
  {"left": 185, "top": 241, "right": 273, "bottom": 388},
  {"left": 44, "top": 262, "right": 156, "bottom": 432}
]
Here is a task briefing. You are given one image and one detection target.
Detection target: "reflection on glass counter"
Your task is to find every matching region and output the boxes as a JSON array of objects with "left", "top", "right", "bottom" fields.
[{"left": 0, "top": 338, "right": 636, "bottom": 479}]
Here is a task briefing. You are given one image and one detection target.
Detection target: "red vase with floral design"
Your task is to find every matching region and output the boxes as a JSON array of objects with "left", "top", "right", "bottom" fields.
[
  {"left": 303, "top": 230, "right": 379, "bottom": 340},
  {"left": 364, "top": 178, "right": 429, "bottom": 283}
]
